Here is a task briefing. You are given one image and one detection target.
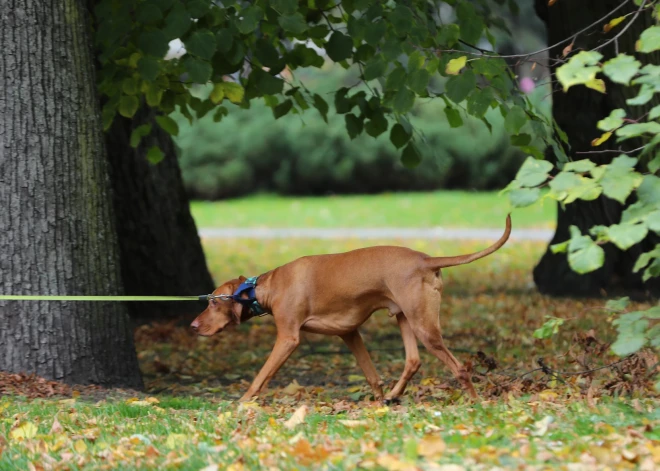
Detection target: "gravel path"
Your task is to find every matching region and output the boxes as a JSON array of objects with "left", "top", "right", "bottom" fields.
[{"left": 198, "top": 227, "right": 555, "bottom": 241}]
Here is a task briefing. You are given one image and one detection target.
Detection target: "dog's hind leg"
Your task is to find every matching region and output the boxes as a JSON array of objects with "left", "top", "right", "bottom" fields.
[{"left": 384, "top": 313, "right": 421, "bottom": 402}]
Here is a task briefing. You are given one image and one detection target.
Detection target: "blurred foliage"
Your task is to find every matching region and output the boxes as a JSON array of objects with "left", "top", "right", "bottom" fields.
[{"left": 175, "top": 65, "right": 550, "bottom": 198}]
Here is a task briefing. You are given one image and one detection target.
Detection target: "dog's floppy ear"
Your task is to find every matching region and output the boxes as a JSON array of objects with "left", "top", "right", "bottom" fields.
[
  {"left": 238, "top": 275, "right": 247, "bottom": 282},
  {"left": 231, "top": 301, "right": 244, "bottom": 324}
]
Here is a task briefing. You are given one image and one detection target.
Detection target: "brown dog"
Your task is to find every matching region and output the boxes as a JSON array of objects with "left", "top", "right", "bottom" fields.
[{"left": 191, "top": 215, "right": 511, "bottom": 402}]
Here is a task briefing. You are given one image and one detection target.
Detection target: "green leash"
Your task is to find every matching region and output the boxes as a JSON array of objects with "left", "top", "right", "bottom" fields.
[{"left": 0, "top": 295, "right": 208, "bottom": 302}]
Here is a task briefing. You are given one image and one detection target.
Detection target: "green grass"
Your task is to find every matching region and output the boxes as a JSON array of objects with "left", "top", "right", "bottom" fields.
[
  {"left": 2, "top": 394, "right": 658, "bottom": 470},
  {"left": 190, "top": 191, "right": 556, "bottom": 228}
]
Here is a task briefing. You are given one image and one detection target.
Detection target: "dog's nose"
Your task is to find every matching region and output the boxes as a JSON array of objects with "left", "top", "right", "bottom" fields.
[{"left": 190, "top": 319, "right": 200, "bottom": 331}]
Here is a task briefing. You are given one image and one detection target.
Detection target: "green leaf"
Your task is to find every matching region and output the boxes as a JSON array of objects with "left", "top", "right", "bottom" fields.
[
  {"left": 611, "top": 331, "right": 646, "bottom": 356},
  {"left": 363, "top": 55, "right": 387, "bottom": 81},
  {"left": 568, "top": 235, "right": 605, "bottom": 274},
  {"left": 325, "top": 32, "right": 353, "bottom": 62},
  {"left": 438, "top": 24, "right": 460, "bottom": 47},
  {"left": 637, "top": 25, "right": 660, "bottom": 53},
  {"left": 597, "top": 109, "right": 626, "bottom": 132},
  {"left": 605, "top": 297, "right": 630, "bottom": 312},
  {"left": 186, "top": 0, "right": 210, "bottom": 18},
  {"left": 607, "top": 223, "right": 648, "bottom": 250},
  {"left": 533, "top": 317, "right": 565, "bottom": 339},
  {"left": 509, "top": 187, "right": 540, "bottom": 208},
  {"left": 145, "top": 84, "right": 163, "bottom": 106},
  {"left": 273, "top": 99, "right": 293, "bottom": 119},
  {"left": 407, "top": 69, "right": 430, "bottom": 95},
  {"left": 504, "top": 106, "right": 527, "bottom": 135},
  {"left": 122, "top": 77, "right": 139, "bottom": 96},
  {"left": 118, "top": 95, "right": 139, "bottom": 118},
  {"left": 456, "top": 2, "right": 484, "bottom": 44},
  {"left": 600, "top": 166, "right": 641, "bottom": 204},
  {"left": 252, "top": 69, "right": 284, "bottom": 95},
  {"left": 467, "top": 88, "right": 493, "bottom": 119},
  {"left": 183, "top": 57, "right": 212, "bottom": 83},
  {"left": 392, "top": 87, "right": 415, "bottom": 114},
  {"left": 313, "top": 94, "right": 329, "bottom": 122},
  {"left": 616, "top": 122, "right": 660, "bottom": 140},
  {"left": 237, "top": 6, "right": 264, "bottom": 34},
  {"left": 138, "top": 56, "right": 160, "bottom": 81},
  {"left": 626, "top": 84, "right": 654, "bottom": 106},
  {"left": 138, "top": 30, "right": 168, "bottom": 58},
  {"left": 216, "top": 29, "right": 234, "bottom": 54},
  {"left": 364, "top": 113, "right": 388, "bottom": 137},
  {"left": 602, "top": 54, "right": 641, "bottom": 85},
  {"left": 364, "top": 21, "right": 386, "bottom": 46},
  {"left": 163, "top": 2, "right": 192, "bottom": 39},
  {"left": 270, "top": 0, "right": 297, "bottom": 15},
  {"left": 391, "top": 4, "right": 413, "bottom": 37},
  {"left": 385, "top": 67, "right": 407, "bottom": 91},
  {"left": 129, "top": 124, "right": 152, "bottom": 148},
  {"left": 638, "top": 175, "right": 660, "bottom": 207},
  {"left": 155, "top": 115, "right": 179, "bottom": 136},
  {"left": 390, "top": 123, "right": 411, "bottom": 149},
  {"left": 556, "top": 51, "right": 603, "bottom": 92},
  {"left": 185, "top": 29, "right": 216, "bottom": 60},
  {"left": 444, "top": 107, "right": 463, "bottom": 128},
  {"left": 345, "top": 113, "right": 363, "bottom": 139},
  {"left": 278, "top": 13, "right": 308, "bottom": 34},
  {"left": 563, "top": 160, "right": 596, "bottom": 173},
  {"left": 515, "top": 156, "right": 553, "bottom": 187},
  {"left": 146, "top": 145, "right": 165, "bottom": 164},
  {"left": 401, "top": 142, "right": 421, "bottom": 168},
  {"left": 445, "top": 69, "right": 476, "bottom": 104}
]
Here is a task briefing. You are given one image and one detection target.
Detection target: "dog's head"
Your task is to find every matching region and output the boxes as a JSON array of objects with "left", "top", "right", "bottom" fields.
[{"left": 190, "top": 276, "right": 247, "bottom": 336}]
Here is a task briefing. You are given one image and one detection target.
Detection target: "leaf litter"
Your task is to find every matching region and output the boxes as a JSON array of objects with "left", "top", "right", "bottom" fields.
[{"left": 1, "top": 239, "right": 659, "bottom": 470}]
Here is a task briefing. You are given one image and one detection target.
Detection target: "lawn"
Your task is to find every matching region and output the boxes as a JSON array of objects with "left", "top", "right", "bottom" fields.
[
  {"left": 2, "top": 238, "right": 659, "bottom": 470},
  {"left": 189, "top": 191, "right": 556, "bottom": 229}
]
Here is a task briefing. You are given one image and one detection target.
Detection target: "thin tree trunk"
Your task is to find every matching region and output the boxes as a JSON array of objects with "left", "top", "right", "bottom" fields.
[
  {"left": 0, "top": 0, "right": 142, "bottom": 387},
  {"left": 105, "top": 110, "right": 214, "bottom": 325},
  {"left": 534, "top": 0, "right": 660, "bottom": 298}
]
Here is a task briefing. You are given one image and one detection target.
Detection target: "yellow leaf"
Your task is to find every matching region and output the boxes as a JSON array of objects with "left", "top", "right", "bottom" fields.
[
  {"left": 418, "top": 435, "right": 446, "bottom": 458},
  {"left": 284, "top": 405, "right": 308, "bottom": 429},
  {"left": 376, "top": 454, "right": 415, "bottom": 471},
  {"left": 347, "top": 374, "right": 364, "bottom": 383},
  {"left": 586, "top": 78, "right": 606, "bottom": 93},
  {"left": 445, "top": 56, "right": 467, "bottom": 75},
  {"left": 539, "top": 390, "right": 558, "bottom": 401},
  {"left": 10, "top": 422, "right": 38, "bottom": 441},
  {"left": 73, "top": 439, "right": 87, "bottom": 454},
  {"left": 217, "top": 411, "right": 232, "bottom": 425},
  {"left": 604, "top": 16, "right": 625, "bottom": 33},
  {"left": 145, "top": 397, "right": 160, "bottom": 404},
  {"left": 165, "top": 433, "right": 187, "bottom": 449},
  {"left": 591, "top": 132, "right": 612, "bottom": 147},
  {"left": 210, "top": 83, "right": 225, "bottom": 104},
  {"left": 125, "top": 397, "right": 139, "bottom": 404},
  {"left": 373, "top": 406, "right": 389, "bottom": 416},
  {"left": 282, "top": 380, "right": 304, "bottom": 395},
  {"left": 238, "top": 401, "right": 261, "bottom": 412}
]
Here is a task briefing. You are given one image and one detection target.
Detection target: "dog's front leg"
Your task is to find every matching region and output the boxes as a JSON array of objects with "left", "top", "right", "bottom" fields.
[
  {"left": 239, "top": 334, "right": 300, "bottom": 402},
  {"left": 340, "top": 330, "right": 384, "bottom": 401}
]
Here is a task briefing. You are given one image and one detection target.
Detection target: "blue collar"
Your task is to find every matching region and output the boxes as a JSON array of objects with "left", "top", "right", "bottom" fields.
[{"left": 231, "top": 276, "right": 265, "bottom": 316}]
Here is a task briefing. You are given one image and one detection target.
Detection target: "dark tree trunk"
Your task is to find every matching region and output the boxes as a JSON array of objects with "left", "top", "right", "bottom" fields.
[
  {"left": 0, "top": 0, "right": 142, "bottom": 387},
  {"left": 105, "top": 110, "right": 214, "bottom": 325},
  {"left": 534, "top": 0, "right": 660, "bottom": 298}
]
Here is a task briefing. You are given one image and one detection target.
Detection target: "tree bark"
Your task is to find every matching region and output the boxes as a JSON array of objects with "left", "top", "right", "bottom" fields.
[
  {"left": 0, "top": 0, "right": 142, "bottom": 387},
  {"left": 105, "top": 110, "right": 214, "bottom": 325},
  {"left": 533, "top": 0, "right": 660, "bottom": 298}
]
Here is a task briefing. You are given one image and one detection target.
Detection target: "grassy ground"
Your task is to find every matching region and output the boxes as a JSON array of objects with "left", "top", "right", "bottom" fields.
[
  {"left": 2, "top": 238, "right": 659, "bottom": 470},
  {"left": 190, "top": 191, "right": 556, "bottom": 228}
]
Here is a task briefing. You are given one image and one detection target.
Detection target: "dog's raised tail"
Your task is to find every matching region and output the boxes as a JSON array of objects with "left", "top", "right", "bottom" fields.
[{"left": 425, "top": 214, "right": 511, "bottom": 269}]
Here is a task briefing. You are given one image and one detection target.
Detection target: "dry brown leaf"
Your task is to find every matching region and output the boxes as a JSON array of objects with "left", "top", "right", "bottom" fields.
[
  {"left": 50, "top": 416, "right": 63, "bottom": 434},
  {"left": 418, "top": 435, "right": 446, "bottom": 459},
  {"left": 562, "top": 42, "right": 573, "bottom": 57},
  {"left": 282, "top": 380, "right": 304, "bottom": 395},
  {"left": 284, "top": 405, "right": 308, "bottom": 429},
  {"left": 338, "top": 419, "right": 369, "bottom": 428}
]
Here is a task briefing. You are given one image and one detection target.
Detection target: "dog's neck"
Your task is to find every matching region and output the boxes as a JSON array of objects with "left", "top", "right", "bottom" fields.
[{"left": 243, "top": 270, "right": 274, "bottom": 320}]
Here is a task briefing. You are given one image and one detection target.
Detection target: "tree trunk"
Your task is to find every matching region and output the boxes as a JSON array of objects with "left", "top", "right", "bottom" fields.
[
  {"left": 0, "top": 0, "right": 142, "bottom": 388},
  {"left": 105, "top": 110, "right": 214, "bottom": 325},
  {"left": 533, "top": 0, "right": 660, "bottom": 298}
]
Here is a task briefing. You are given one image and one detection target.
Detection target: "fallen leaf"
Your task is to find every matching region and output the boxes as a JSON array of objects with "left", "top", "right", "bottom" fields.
[
  {"left": 418, "top": 435, "right": 446, "bottom": 459},
  {"left": 73, "top": 439, "right": 87, "bottom": 454},
  {"left": 50, "top": 416, "right": 63, "bottom": 434},
  {"left": 532, "top": 416, "right": 554, "bottom": 437},
  {"left": 338, "top": 419, "right": 369, "bottom": 428},
  {"left": 10, "top": 422, "right": 38, "bottom": 441},
  {"left": 282, "top": 380, "right": 304, "bottom": 395},
  {"left": 165, "top": 433, "right": 188, "bottom": 449},
  {"left": 284, "top": 405, "right": 308, "bottom": 429}
]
